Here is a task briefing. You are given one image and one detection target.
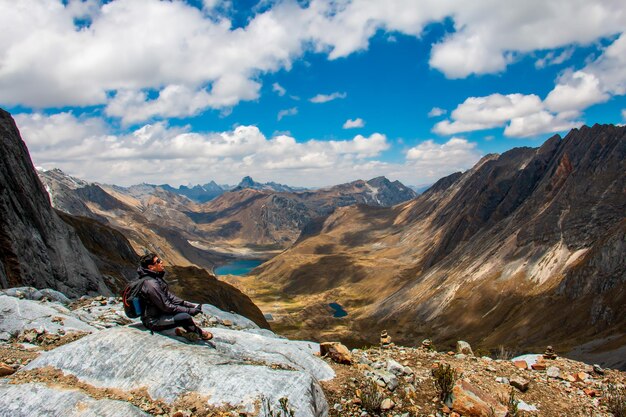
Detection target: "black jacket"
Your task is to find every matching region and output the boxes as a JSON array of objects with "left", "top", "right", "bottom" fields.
[{"left": 136, "top": 267, "right": 196, "bottom": 325}]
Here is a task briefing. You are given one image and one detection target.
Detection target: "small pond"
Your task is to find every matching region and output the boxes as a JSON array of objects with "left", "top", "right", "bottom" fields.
[
  {"left": 215, "top": 259, "right": 264, "bottom": 276},
  {"left": 328, "top": 302, "right": 348, "bottom": 318}
]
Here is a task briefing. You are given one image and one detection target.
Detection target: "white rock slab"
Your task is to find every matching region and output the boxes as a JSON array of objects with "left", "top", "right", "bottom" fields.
[
  {"left": 24, "top": 326, "right": 329, "bottom": 417},
  {"left": 209, "top": 327, "right": 334, "bottom": 381},
  {"left": 0, "top": 381, "right": 150, "bottom": 417},
  {"left": 0, "top": 295, "right": 96, "bottom": 341}
]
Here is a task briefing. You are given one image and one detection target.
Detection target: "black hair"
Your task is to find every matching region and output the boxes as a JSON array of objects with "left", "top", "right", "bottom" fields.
[{"left": 140, "top": 253, "right": 158, "bottom": 268}]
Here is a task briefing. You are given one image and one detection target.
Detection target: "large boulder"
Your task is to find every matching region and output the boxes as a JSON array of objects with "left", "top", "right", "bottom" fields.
[{"left": 23, "top": 326, "right": 331, "bottom": 416}]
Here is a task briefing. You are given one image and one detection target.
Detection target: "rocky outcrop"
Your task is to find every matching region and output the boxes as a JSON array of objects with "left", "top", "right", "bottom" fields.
[
  {"left": 0, "top": 292, "right": 333, "bottom": 416},
  {"left": 0, "top": 108, "right": 110, "bottom": 297}
]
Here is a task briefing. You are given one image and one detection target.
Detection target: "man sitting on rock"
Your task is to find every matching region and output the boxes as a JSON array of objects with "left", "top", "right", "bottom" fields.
[{"left": 138, "top": 253, "right": 213, "bottom": 342}]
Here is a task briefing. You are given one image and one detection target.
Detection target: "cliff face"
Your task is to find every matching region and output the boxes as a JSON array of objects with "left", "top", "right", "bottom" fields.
[{"left": 0, "top": 109, "right": 110, "bottom": 297}]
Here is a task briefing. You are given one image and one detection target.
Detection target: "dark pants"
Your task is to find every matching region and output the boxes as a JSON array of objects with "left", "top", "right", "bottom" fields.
[{"left": 144, "top": 313, "right": 200, "bottom": 334}]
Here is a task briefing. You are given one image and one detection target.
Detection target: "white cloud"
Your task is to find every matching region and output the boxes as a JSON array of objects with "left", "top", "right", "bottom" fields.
[
  {"left": 1, "top": 0, "right": 625, "bottom": 122},
  {"left": 277, "top": 107, "right": 298, "bottom": 121},
  {"left": 544, "top": 71, "right": 609, "bottom": 112},
  {"left": 309, "top": 92, "right": 347, "bottom": 103},
  {"left": 272, "top": 82, "right": 286, "bottom": 96},
  {"left": 433, "top": 94, "right": 544, "bottom": 135},
  {"left": 343, "top": 118, "right": 365, "bottom": 129},
  {"left": 428, "top": 107, "right": 447, "bottom": 118},
  {"left": 504, "top": 112, "right": 581, "bottom": 138},
  {"left": 15, "top": 112, "right": 396, "bottom": 186},
  {"left": 535, "top": 48, "right": 574, "bottom": 69},
  {"left": 433, "top": 91, "right": 587, "bottom": 138},
  {"left": 406, "top": 137, "right": 482, "bottom": 179}
]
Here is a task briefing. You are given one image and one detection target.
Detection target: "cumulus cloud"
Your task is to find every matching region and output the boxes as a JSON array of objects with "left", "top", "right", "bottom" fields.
[
  {"left": 1, "top": 0, "right": 625, "bottom": 121},
  {"left": 428, "top": 107, "right": 447, "bottom": 118},
  {"left": 343, "top": 118, "right": 365, "bottom": 129},
  {"left": 309, "top": 92, "right": 347, "bottom": 103},
  {"left": 406, "top": 137, "right": 482, "bottom": 179},
  {"left": 15, "top": 111, "right": 480, "bottom": 188},
  {"left": 433, "top": 92, "right": 585, "bottom": 138},
  {"left": 15, "top": 112, "right": 396, "bottom": 186},
  {"left": 277, "top": 107, "right": 298, "bottom": 121},
  {"left": 544, "top": 71, "right": 609, "bottom": 112}
]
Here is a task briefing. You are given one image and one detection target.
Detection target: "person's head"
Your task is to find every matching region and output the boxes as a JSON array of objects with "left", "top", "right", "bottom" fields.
[{"left": 140, "top": 253, "right": 165, "bottom": 272}]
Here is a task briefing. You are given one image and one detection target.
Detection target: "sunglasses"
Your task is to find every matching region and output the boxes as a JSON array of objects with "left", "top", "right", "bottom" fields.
[{"left": 153, "top": 258, "right": 163, "bottom": 265}]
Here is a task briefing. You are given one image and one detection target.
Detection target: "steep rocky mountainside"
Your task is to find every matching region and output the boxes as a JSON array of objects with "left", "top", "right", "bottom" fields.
[
  {"left": 252, "top": 124, "right": 626, "bottom": 369},
  {"left": 0, "top": 109, "right": 110, "bottom": 297}
]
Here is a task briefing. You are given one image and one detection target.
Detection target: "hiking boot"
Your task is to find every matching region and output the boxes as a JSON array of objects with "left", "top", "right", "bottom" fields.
[
  {"left": 199, "top": 329, "right": 213, "bottom": 341},
  {"left": 175, "top": 327, "right": 199, "bottom": 342}
]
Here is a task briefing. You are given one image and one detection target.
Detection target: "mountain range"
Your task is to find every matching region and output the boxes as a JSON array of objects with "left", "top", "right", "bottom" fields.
[
  {"left": 2, "top": 104, "right": 625, "bottom": 370},
  {"left": 38, "top": 168, "right": 417, "bottom": 266},
  {"left": 249, "top": 124, "right": 625, "bottom": 369}
]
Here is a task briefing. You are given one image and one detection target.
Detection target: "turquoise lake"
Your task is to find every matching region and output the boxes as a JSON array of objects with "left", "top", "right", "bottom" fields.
[{"left": 214, "top": 259, "right": 264, "bottom": 276}]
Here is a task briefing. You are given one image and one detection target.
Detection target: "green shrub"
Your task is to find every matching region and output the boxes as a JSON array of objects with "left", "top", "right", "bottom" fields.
[
  {"left": 261, "top": 396, "right": 295, "bottom": 417},
  {"left": 432, "top": 363, "right": 458, "bottom": 404},
  {"left": 359, "top": 378, "right": 383, "bottom": 414},
  {"left": 605, "top": 384, "right": 626, "bottom": 417}
]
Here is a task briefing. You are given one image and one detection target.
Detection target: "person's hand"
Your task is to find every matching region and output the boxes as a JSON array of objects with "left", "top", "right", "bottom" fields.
[{"left": 190, "top": 305, "right": 203, "bottom": 316}]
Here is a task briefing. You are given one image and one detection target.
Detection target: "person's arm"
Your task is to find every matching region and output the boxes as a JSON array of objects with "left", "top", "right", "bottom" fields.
[
  {"left": 143, "top": 280, "right": 194, "bottom": 314},
  {"left": 166, "top": 291, "right": 196, "bottom": 308}
]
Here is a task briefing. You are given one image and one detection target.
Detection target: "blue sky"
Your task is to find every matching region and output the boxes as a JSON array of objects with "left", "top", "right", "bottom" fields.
[{"left": 1, "top": 0, "right": 625, "bottom": 187}]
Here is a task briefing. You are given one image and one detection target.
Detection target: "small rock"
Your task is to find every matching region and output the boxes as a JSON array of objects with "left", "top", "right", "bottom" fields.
[
  {"left": 456, "top": 340, "right": 474, "bottom": 356},
  {"left": 547, "top": 366, "right": 561, "bottom": 378},
  {"left": 575, "top": 372, "right": 590, "bottom": 382},
  {"left": 0, "top": 363, "right": 16, "bottom": 377},
  {"left": 592, "top": 364, "right": 605, "bottom": 375},
  {"left": 583, "top": 388, "right": 600, "bottom": 397},
  {"left": 510, "top": 377, "right": 530, "bottom": 392},
  {"left": 495, "top": 377, "right": 510, "bottom": 384},
  {"left": 517, "top": 400, "right": 538, "bottom": 412},
  {"left": 513, "top": 360, "right": 528, "bottom": 369},
  {"left": 531, "top": 362, "right": 546, "bottom": 371},
  {"left": 380, "top": 398, "right": 394, "bottom": 411},
  {"left": 221, "top": 319, "right": 233, "bottom": 326},
  {"left": 386, "top": 359, "right": 405, "bottom": 376}
]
